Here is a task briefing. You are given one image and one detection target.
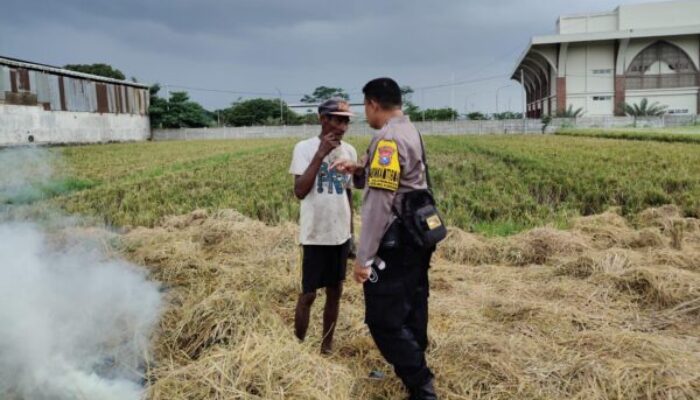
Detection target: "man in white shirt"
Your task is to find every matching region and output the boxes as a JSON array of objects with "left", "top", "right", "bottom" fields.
[{"left": 288, "top": 98, "right": 358, "bottom": 354}]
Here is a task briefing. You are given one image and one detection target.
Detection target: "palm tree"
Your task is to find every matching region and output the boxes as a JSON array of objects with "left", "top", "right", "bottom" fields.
[
  {"left": 556, "top": 105, "right": 584, "bottom": 118},
  {"left": 624, "top": 98, "right": 667, "bottom": 127}
]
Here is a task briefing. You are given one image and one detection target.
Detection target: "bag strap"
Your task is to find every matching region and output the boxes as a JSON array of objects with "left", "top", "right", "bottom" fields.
[
  {"left": 415, "top": 128, "right": 433, "bottom": 192},
  {"left": 391, "top": 126, "right": 434, "bottom": 217}
]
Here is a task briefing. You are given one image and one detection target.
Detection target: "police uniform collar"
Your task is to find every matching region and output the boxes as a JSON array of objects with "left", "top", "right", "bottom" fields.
[{"left": 387, "top": 115, "right": 410, "bottom": 126}]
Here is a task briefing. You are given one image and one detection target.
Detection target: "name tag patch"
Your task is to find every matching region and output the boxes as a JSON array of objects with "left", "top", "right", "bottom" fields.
[
  {"left": 369, "top": 140, "right": 400, "bottom": 191},
  {"left": 426, "top": 214, "right": 442, "bottom": 230}
]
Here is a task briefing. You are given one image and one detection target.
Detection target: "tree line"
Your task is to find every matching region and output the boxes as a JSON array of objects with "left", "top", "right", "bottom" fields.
[
  {"left": 64, "top": 63, "right": 673, "bottom": 130},
  {"left": 149, "top": 85, "right": 352, "bottom": 129},
  {"left": 64, "top": 63, "right": 523, "bottom": 129}
]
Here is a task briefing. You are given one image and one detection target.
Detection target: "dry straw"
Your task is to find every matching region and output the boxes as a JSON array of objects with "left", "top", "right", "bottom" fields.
[{"left": 118, "top": 206, "right": 699, "bottom": 399}]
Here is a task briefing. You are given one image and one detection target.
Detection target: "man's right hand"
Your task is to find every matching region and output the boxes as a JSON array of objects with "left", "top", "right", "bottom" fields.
[
  {"left": 353, "top": 260, "right": 371, "bottom": 284},
  {"left": 316, "top": 131, "right": 341, "bottom": 159},
  {"left": 330, "top": 155, "right": 367, "bottom": 175}
]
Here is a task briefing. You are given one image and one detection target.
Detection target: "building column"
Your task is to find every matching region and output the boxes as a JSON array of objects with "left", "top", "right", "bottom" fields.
[
  {"left": 556, "top": 77, "right": 566, "bottom": 114},
  {"left": 615, "top": 38, "right": 630, "bottom": 116},
  {"left": 697, "top": 73, "right": 700, "bottom": 116},
  {"left": 527, "top": 87, "right": 533, "bottom": 117},
  {"left": 697, "top": 70, "right": 700, "bottom": 115},
  {"left": 540, "top": 100, "right": 544, "bottom": 117},
  {"left": 614, "top": 76, "right": 626, "bottom": 116},
  {"left": 556, "top": 43, "right": 568, "bottom": 115}
]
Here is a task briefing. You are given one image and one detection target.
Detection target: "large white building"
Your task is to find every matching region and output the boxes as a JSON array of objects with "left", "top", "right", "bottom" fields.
[{"left": 512, "top": 0, "right": 700, "bottom": 118}]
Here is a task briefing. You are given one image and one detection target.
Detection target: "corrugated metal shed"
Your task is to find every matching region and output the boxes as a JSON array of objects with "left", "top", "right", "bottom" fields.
[
  {"left": 0, "top": 66, "right": 9, "bottom": 101},
  {"left": 0, "top": 55, "right": 149, "bottom": 115}
]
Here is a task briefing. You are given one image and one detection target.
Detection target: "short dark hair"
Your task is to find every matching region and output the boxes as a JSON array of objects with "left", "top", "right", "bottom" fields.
[{"left": 362, "top": 77, "right": 402, "bottom": 109}]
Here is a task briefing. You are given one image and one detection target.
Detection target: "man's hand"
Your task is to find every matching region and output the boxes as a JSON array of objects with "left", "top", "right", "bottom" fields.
[
  {"left": 316, "top": 131, "right": 341, "bottom": 159},
  {"left": 331, "top": 155, "right": 367, "bottom": 175},
  {"left": 353, "top": 260, "right": 371, "bottom": 284},
  {"left": 330, "top": 159, "right": 359, "bottom": 174}
]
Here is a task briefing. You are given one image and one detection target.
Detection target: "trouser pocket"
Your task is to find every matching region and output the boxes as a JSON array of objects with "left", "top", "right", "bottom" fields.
[{"left": 363, "top": 279, "right": 408, "bottom": 328}]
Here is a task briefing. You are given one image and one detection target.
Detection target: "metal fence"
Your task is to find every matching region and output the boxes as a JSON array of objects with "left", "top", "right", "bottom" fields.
[
  {"left": 153, "top": 119, "right": 547, "bottom": 140},
  {"left": 550, "top": 115, "right": 699, "bottom": 129},
  {"left": 153, "top": 115, "right": 698, "bottom": 141}
]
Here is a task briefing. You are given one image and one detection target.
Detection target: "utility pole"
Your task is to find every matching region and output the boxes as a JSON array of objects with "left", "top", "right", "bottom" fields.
[
  {"left": 165, "top": 83, "right": 170, "bottom": 112},
  {"left": 495, "top": 85, "right": 514, "bottom": 116},
  {"left": 450, "top": 73, "right": 455, "bottom": 121},
  {"left": 521, "top": 70, "right": 527, "bottom": 132},
  {"left": 275, "top": 87, "right": 283, "bottom": 125}
]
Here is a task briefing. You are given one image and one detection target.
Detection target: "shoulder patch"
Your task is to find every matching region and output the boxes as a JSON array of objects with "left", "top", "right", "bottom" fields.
[{"left": 368, "top": 140, "right": 400, "bottom": 191}]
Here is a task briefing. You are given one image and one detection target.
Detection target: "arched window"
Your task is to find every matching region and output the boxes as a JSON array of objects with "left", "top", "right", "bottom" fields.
[{"left": 626, "top": 42, "right": 698, "bottom": 90}]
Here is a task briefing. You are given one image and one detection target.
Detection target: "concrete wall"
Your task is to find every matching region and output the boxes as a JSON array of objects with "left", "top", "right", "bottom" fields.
[
  {"left": 559, "top": 36, "right": 699, "bottom": 116},
  {"left": 566, "top": 43, "right": 589, "bottom": 94},
  {"left": 558, "top": 1, "right": 700, "bottom": 35},
  {"left": 153, "top": 116, "right": 699, "bottom": 141},
  {"left": 559, "top": 12, "right": 618, "bottom": 34},
  {"left": 0, "top": 104, "right": 151, "bottom": 146},
  {"left": 618, "top": 0, "right": 700, "bottom": 31},
  {"left": 565, "top": 41, "right": 616, "bottom": 115},
  {"left": 566, "top": 42, "right": 616, "bottom": 94},
  {"left": 626, "top": 88, "right": 698, "bottom": 114},
  {"left": 154, "top": 120, "right": 547, "bottom": 141},
  {"left": 552, "top": 115, "right": 698, "bottom": 129}
]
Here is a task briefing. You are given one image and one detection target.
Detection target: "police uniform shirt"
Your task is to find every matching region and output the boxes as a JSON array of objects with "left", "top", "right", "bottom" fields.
[{"left": 355, "top": 115, "right": 427, "bottom": 266}]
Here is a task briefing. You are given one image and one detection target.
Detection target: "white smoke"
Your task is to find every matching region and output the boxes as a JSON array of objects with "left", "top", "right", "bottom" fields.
[
  {"left": 0, "top": 146, "right": 56, "bottom": 207},
  {"left": 0, "top": 147, "right": 162, "bottom": 400}
]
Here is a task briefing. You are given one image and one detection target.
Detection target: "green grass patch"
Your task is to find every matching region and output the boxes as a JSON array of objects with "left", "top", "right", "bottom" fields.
[
  {"left": 1, "top": 177, "right": 96, "bottom": 205},
  {"left": 45, "top": 135, "right": 700, "bottom": 235},
  {"left": 556, "top": 128, "right": 700, "bottom": 144}
]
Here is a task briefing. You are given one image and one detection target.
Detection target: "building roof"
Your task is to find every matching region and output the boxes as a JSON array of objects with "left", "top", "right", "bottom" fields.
[
  {"left": 0, "top": 55, "right": 149, "bottom": 89},
  {"left": 532, "top": 24, "right": 700, "bottom": 46},
  {"left": 511, "top": 0, "right": 700, "bottom": 80},
  {"left": 511, "top": 24, "right": 700, "bottom": 79}
]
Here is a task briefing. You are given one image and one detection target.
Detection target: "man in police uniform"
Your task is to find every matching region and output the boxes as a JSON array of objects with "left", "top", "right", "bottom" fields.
[{"left": 333, "top": 78, "right": 438, "bottom": 399}]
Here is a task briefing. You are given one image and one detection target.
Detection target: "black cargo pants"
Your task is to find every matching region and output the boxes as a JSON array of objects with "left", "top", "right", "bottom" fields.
[{"left": 363, "top": 226, "right": 434, "bottom": 390}]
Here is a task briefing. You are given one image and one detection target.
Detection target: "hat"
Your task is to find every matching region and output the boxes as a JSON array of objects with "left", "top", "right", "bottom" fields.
[{"left": 318, "top": 98, "right": 355, "bottom": 117}]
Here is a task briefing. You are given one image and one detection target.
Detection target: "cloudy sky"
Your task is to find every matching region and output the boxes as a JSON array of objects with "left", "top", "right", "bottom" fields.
[{"left": 1, "top": 0, "right": 646, "bottom": 113}]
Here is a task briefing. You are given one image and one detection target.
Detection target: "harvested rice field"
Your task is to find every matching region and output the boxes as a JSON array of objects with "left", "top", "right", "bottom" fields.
[
  {"left": 54, "top": 135, "right": 700, "bottom": 236},
  {"left": 22, "top": 135, "right": 700, "bottom": 398},
  {"left": 122, "top": 205, "right": 700, "bottom": 399}
]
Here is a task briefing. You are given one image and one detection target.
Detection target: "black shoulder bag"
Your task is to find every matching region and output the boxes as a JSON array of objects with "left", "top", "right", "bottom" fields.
[
  {"left": 397, "top": 131, "right": 447, "bottom": 249},
  {"left": 379, "top": 131, "right": 447, "bottom": 251}
]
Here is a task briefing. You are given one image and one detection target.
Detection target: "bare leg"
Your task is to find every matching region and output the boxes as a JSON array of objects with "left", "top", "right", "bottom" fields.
[
  {"left": 294, "top": 292, "right": 316, "bottom": 342},
  {"left": 321, "top": 283, "right": 343, "bottom": 354}
]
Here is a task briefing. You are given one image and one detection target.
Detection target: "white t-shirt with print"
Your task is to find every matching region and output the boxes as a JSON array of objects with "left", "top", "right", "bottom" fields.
[{"left": 289, "top": 136, "right": 358, "bottom": 246}]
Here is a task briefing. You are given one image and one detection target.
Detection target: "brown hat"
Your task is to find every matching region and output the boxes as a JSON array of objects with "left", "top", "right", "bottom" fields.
[{"left": 318, "top": 98, "right": 355, "bottom": 117}]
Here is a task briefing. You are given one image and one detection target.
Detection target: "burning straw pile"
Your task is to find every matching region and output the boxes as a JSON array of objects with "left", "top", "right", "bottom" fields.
[{"left": 121, "top": 206, "right": 700, "bottom": 399}]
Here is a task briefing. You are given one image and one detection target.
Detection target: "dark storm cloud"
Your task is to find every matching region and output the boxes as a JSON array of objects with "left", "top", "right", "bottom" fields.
[
  {"left": 2, "top": 0, "right": 528, "bottom": 66},
  {"left": 0, "top": 0, "right": 643, "bottom": 111}
]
